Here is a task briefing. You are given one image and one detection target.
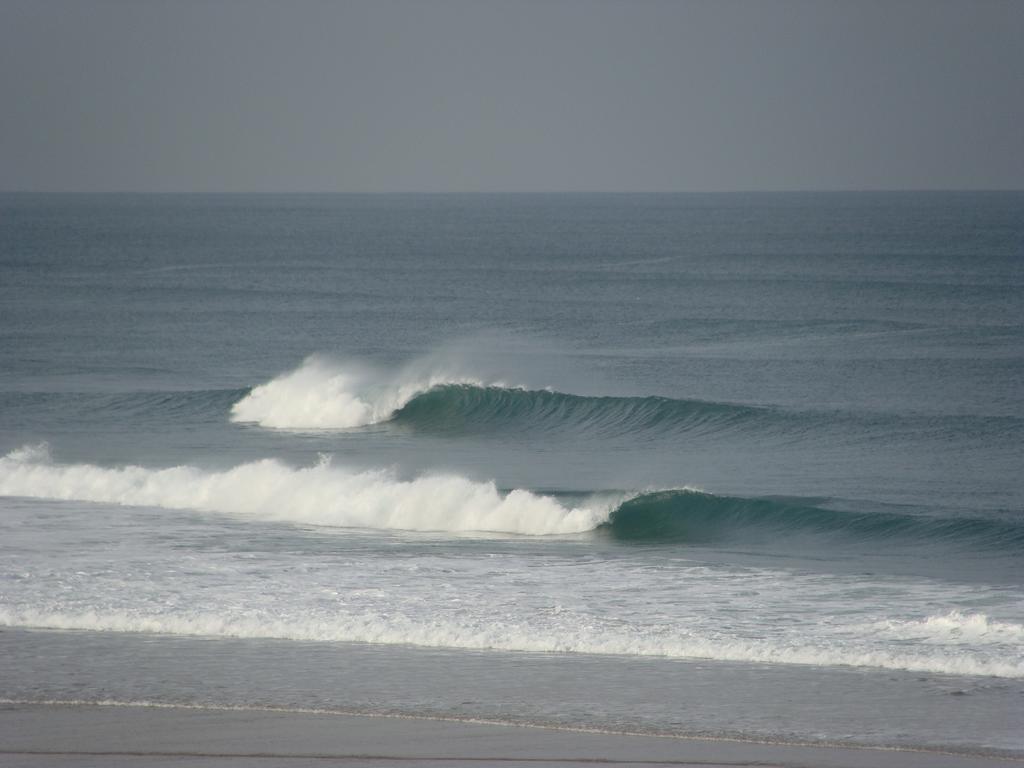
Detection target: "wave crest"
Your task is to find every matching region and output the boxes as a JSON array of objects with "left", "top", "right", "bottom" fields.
[
  {"left": 602, "top": 489, "right": 1024, "bottom": 548},
  {"left": 226, "top": 357, "right": 1024, "bottom": 449},
  {"left": 230, "top": 356, "right": 510, "bottom": 430},
  {"left": 392, "top": 384, "right": 761, "bottom": 438},
  {"left": 229, "top": 356, "right": 765, "bottom": 439},
  {"left": 0, "top": 445, "right": 612, "bottom": 535},
  {"left": 3, "top": 446, "right": 1020, "bottom": 548}
]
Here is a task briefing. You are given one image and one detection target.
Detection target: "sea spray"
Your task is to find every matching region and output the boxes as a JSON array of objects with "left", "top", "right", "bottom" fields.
[{"left": 231, "top": 355, "right": 517, "bottom": 430}]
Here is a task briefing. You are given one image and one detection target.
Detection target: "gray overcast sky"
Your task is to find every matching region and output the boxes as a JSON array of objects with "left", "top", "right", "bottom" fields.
[{"left": 2, "top": 0, "right": 1022, "bottom": 192}]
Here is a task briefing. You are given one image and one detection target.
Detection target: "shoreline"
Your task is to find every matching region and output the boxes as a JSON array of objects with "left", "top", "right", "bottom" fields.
[
  {"left": 2, "top": 703, "right": 1020, "bottom": 768},
  {"left": 2, "top": 697, "right": 1021, "bottom": 760},
  {"left": 4, "top": 627, "right": 1022, "bottom": 759}
]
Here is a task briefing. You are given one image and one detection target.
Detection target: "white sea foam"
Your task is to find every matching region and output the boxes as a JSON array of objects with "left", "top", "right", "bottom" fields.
[
  {"left": 230, "top": 355, "right": 511, "bottom": 430},
  {"left": 2, "top": 605, "right": 1021, "bottom": 679},
  {"left": 0, "top": 444, "right": 611, "bottom": 535},
  {"left": 4, "top": 444, "right": 1022, "bottom": 680},
  {"left": 869, "top": 611, "right": 1024, "bottom": 644}
]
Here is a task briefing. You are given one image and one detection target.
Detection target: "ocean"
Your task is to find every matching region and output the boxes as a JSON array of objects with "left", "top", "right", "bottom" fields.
[{"left": 1, "top": 192, "right": 1021, "bottom": 756}]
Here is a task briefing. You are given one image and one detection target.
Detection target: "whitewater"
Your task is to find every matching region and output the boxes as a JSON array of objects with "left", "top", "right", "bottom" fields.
[
  {"left": 0, "top": 444, "right": 614, "bottom": 535},
  {"left": 230, "top": 355, "right": 514, "bottom": 429},
  {"left": 3, "top": 442, "right": 1023, "bottom": 682}
]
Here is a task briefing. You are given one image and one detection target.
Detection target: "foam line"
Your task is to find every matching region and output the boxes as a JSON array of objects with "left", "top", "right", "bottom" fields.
[{"left": 2, "top": 606, "right": 1020, "bottom": 678}]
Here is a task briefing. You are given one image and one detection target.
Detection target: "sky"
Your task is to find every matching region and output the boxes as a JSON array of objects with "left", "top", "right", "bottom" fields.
[{"left": 2, "top": 0, "right": 1022, "bottom": 193}]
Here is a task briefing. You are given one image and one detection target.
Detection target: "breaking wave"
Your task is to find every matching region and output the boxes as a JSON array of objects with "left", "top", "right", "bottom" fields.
[
  {"left": 230, "top": 355, "right": 509, "bottom": 430},
  {"left": 391, "top": 384, "right": 763, "bottom": 438},
  {"left": 10, "top": 359, "right": 1013, "bottom": 446},
  {"left": 228, "top": 355, "right": 767, "bottom": 436},
  {"left": 603, "top": 490, "right": 1024, "bottom": 549},
  {"left": 0, "top": 444, "right": 613, "bottom": 535},
  {"left": 1, "top": 445, "right": 1021, "bottom": 549},
  {"left": 226, "top": 357, "right": 1023, "bottom": 445}
]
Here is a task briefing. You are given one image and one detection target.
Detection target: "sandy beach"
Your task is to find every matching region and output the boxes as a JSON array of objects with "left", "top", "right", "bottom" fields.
[{"left": 1, "top": 703, "right": 1017, "bottom": 768}]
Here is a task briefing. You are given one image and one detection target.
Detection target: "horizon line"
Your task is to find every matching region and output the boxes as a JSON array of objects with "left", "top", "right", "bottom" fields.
[{"left": 2, "top": 188, "right": 1023, "bottom": 196}]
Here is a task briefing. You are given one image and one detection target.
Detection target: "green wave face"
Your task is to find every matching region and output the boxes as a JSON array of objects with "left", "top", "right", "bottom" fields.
[
  {"left": 390, "top": 384, "right": 1022, "bottom": 446},
  {"left": 602, "top": 490, "right": 1024, "bottom": 549},
  {"left": 391, "top": 384, "right": 765, "bottom": 438}
]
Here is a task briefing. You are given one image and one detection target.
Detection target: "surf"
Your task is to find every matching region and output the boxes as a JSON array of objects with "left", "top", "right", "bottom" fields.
[
  {"left": 2, "top": 606, "right": 1021, "bottom": 678},
  {"left": 229, "top": 355, "right": 768, "bottom": 437},
  {"left": 601, "top": 489, "right": 1024, "bottom": 549},
  {"left": 2, "top": 445, "right": 1021, "bottom": 550},
  {"left": 229, "top": 355, "right": 509, "bottom": 430},
  {"left": 0, "top": 444, "right": 615, "bottom": 535},
  {"left": 228, "top": 357, "right": 1023, "bottom": 447}
]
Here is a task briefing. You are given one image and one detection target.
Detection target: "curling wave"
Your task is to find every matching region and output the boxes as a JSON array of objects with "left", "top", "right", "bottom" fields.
[
  {"left": 601, "top": 490, "right": 1024, "bottom": 549},
  {"left": 391, "top": 384, "right": 763, "bottom": 438},
  {"left": 229, "top": 356, "right": 768, "bottom": 436},
  {"left": 227, "top": 357, "right": 1023, "bottom": 444},
  {"left": 230, "top": 355, "right": 507, "bottom": 430},
  {"left": 1, "top": 445, "right": 1021, "bottom": 549}
]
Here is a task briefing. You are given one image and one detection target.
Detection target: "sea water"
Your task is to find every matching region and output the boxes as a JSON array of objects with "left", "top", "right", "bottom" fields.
[{"left": 1, "top": 192, "right": 1021, "bottom": 755}]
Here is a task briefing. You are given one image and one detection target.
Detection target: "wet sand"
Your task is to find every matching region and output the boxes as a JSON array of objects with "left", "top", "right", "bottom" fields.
[{"left": 0, "top": 703, "right": 1017, "bottom": 768}]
